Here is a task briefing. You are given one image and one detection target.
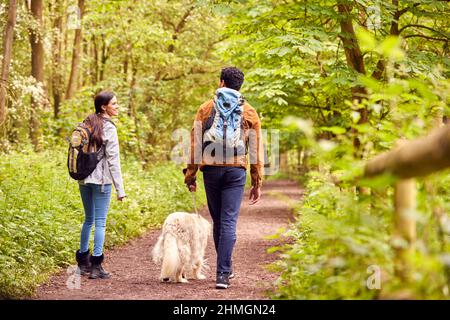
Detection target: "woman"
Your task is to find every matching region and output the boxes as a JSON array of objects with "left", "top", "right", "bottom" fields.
[{"left": 75, "top": 90, "right": 126, "bottom": 279}]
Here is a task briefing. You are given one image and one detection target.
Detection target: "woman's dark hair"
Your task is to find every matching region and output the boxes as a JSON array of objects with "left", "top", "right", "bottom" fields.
[
  {"left": 84, "top": 90, "right": 115, "bottom": 148},
  {"left": 220, "top": 67, "right": 244, "bottom": 91}
]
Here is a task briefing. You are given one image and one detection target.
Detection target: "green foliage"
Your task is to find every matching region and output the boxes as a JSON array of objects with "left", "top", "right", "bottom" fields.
[
  {"left": 0, "top": 147, "right": 206, "bottom": 299},
  {"left": 0, "top": 0, "right": 225, "bottom": 162},
  {"left": 270, "top": 169, "right": 450, "bottom": 299},
  {"left": 234, "top": 9, "right": 449, "bottom": 297},
  {"left": 270, "top": 171, "right": 393, "bottom": 299},
  {"left": 268, "top": 43, "right": 450, "bottom": 299},
  {"left": 219, "top": 0, "right": 449, "bottom": 151}
]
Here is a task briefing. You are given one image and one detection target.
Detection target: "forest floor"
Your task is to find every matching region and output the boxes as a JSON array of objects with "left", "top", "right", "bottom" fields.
[{"left": 34, "top": 180, "right": 302, "bottom": 300}]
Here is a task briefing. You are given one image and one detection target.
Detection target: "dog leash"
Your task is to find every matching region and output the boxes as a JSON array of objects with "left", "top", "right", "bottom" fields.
[{"left": 192, "top": 192, "right": 199, "bottom": 216}]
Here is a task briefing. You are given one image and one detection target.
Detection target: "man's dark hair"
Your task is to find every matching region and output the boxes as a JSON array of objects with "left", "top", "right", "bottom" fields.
[{"left": 220, "top": 67, "right": 244, "bottom": 91}]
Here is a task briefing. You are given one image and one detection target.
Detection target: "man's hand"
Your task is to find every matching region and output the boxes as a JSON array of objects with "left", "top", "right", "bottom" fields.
[
  {"left": 117, "top": 195, "right": 126, "bottom": 201},
  {"left": 183, "top": 168, "right": 196, "bottom": 192},
  {"left": 249, "top": 186, "right": 261, "bottom": 205},
  {"left": 188, "top": 182, "right": 197, "bottom": 192}
]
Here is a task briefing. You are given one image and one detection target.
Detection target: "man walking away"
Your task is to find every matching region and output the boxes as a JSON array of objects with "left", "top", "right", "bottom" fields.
[{"left": 184, "top": 67, "right": 264, "bottom": 289}]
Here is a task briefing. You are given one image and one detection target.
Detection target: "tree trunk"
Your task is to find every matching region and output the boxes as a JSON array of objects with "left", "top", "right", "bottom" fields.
[
  {"left": 65, "top": 0, "right": 85, "bottom": 100},
  {"left": 28, "top": 0, "right": 45, "bottom": 151},
  {"left": 280, "top": 151, "right": 289, "bottom": 174},
  {"left": 82, "top": 37, "right": 89, "bottom": 87},
  {"left": 0, "top": 0, "right": 17, "bottom": 125},
  {"left": 51, "top": 0, "right": 65, "bottom": 118},
  {"left": 337, "top": 3, "right": 367, "bottom": 105},
  {"left": 91, "top": 35, "right": 99, "bottom": 84},
  {"left": 338, "top": 2, "right": 369, "bottom": 157},
  {"left": 129, "top": 54, "right": 146, "bottom": 165},
  {"left": 99, "top": 38, "right": 109, "bottom": 82},
  {"left": 372, "top": 0, "right": 401, "bottom": 80},
  {"left": 123, "top": 43, "right": 131, "bottom": 83}
]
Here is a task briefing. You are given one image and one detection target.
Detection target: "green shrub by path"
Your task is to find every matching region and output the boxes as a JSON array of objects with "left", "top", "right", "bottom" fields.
[
  {"left": 268, "top": 169, "right": 450, "bottom": 300},
  {"left": 0, "top": 147, "right": 206, "bottom": 299},
  {"left": 268, "top": 171, "right": 392, "bottom": 300}
]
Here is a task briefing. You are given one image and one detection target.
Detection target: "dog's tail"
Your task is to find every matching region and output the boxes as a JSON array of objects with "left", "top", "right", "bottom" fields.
[
  {"left": 159, "top": 233, "right": 180, "bottom": 280},
  {"left": 152, "top": 234, "right": 164, "bottom": 265}
]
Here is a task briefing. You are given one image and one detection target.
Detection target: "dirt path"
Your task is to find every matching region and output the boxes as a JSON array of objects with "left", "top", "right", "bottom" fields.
[{"left": 34, "top": 180, "right": 302, "bottom": 300}]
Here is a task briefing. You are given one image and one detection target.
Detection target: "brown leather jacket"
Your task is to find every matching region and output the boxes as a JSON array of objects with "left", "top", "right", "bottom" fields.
[{"left": 184, "top": 99, "right": 264, "bottom": 188}]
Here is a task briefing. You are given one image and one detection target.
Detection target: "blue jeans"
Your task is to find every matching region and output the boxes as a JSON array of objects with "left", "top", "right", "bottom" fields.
[
  {"left": 202, "top": 166, "right": 246, "bottom": 274},
  {"left": 79, "top": 183, "right": 112, "bottom": 257}
]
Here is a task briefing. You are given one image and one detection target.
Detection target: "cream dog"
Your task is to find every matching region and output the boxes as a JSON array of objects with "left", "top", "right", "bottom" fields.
[{"left": 152, "top": 212, "right": 211, "bottom": 283}]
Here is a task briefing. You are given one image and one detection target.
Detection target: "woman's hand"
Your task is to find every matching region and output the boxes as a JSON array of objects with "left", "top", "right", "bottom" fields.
[{"left": 117, "top": 196, "right": 126, "bottom": 201}]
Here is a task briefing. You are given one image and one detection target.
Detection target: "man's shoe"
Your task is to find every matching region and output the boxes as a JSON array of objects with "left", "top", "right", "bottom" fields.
[
  {"left": 229, "top": 270, "right": 235, "bottom": 279},
  {"left": 216, "top": 272, "right": 230, "bottom": 289}
]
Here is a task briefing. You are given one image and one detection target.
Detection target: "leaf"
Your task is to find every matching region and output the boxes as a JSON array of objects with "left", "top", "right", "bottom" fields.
[
  {"left": 356, "top": 28, "right": 377, "bottom": 52},
  {"left": 267, "top": 246, "right": 283, "bottom": 253},
  {"left": 358, "top": 173, "right": 397, "bottom": 189},
  {"left": 283, "top": 117, "right": 314, "bottom": 138},
  {"left": 378, "top": 36, "right": 405, "bottom": 61},
  {"left": 358, "top": 76, "right": 382, "bottom": 91},
  {"left": 318, "top": 140, "right": 337, "bottom": 151},
  {"left": 319, "top": 126, "right": 347, "bottom": 135},
  {"left": 351, "top": 111, "right": 361, "bottom": 124}
]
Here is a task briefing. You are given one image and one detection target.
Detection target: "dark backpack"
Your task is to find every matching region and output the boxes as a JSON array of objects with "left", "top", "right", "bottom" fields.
[{"left": 67, "top": 120, "right": 108, "bottom": 180}]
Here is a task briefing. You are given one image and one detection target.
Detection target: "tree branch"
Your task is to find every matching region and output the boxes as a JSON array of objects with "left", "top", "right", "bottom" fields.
[
  {"left": 168, "top": 5, "right": 195, "bottom": 52},
  {"left": 403, "top": 34, "right": 449, "bottom": 42},
  {"left": 174, "top": 5, "right": 195, "bottom": 34},
  {"left": 397, "top": 3, "right": 420, "bottom": 17},
  {"left": 372, "top": 58, "right": 386, "bottom": 80},
  {"left": 371, "top": 1, "right": 419, "bottom": 80},
  {"left": 399, "top": 24, "right": 450, "bottom": 39}
]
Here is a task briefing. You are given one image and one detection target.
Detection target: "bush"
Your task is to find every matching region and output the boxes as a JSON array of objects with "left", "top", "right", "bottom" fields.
[{"left": 270, "top": 170, "right": 450, "bottom": 299}]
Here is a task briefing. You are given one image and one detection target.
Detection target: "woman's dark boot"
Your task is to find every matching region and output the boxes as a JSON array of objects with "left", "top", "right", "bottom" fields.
[
  {"left": 89, "top": 254, "right": 111, "bottom": 279},
  {"left": 75, "top": 249, "right": 91, "bottom": 276}
]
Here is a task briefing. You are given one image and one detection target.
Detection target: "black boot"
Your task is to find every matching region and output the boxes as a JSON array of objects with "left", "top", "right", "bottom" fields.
[
  {"left": 75, "top": 249, "right": 91, "bottom": 276},
  {"left": 89, "top": 254, "right": 111, "bottom": 279}
]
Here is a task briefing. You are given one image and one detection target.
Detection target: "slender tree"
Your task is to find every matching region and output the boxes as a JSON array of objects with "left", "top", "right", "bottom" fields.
[
  {"left": 338, "top": 2, "right": 367, "bottom": 102},
  {"left": 0, "top": 0, "right": 17, "bottom": 126},
  {"left": 65, "top": 0, "right": 85, "bottom": 100},
  {"left": 51, "top": 0, "right": 65, "bottom": 118},
  {"left": 28, "top": 0, "right": 45, "bottom": 150}
]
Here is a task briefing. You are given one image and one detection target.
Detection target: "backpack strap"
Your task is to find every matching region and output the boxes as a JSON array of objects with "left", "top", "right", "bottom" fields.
[
  {"left": 80, "top": 126, "right": 91, "bottom": 140},
  {"left": 81, "top": 126, "right": 92, "bottom": 151},
  {"left": 71, "top": 126, "right": 90, "bottom": 150},
  {"left": 204, "top": 105, "right": 216, "bottom": 133}
]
